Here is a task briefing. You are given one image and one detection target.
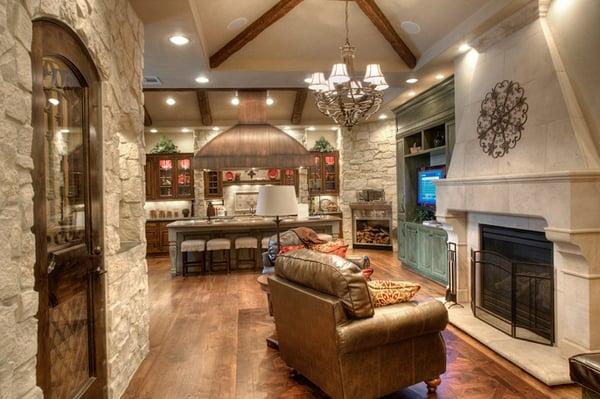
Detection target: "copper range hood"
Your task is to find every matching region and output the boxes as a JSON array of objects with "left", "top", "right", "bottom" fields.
[{"left": 193, "top": 91, "right": 314, "bottom": 170}]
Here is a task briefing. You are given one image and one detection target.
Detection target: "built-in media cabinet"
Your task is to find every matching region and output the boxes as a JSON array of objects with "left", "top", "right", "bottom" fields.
[{"left": 393, "top": 77, "right": 455, "bottom": 285}]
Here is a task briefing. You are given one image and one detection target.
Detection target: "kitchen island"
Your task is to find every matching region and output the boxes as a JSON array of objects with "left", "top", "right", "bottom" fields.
[{"left": 166, "top": 215, "right": 342, "bottom": 276}]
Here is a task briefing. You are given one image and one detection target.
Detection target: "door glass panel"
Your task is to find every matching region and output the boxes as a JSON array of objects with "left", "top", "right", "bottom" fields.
[
  {"left": 323, "top": 154, "right": 337, "bottom": 191},
  {"left": 43, "top": 56, "right": 91, "bottom": 398},
  {"left": 308, "top": 155, "right": 322, "bottom": 193},
  {"left": 177, "top": 158, "right": 191, "bottom": 196},
  {"left": 44, "top": 58, "right": 86, "bottom": 251},
  {"left": 158, "top": 159, "right": 173, "bottom": 197}
]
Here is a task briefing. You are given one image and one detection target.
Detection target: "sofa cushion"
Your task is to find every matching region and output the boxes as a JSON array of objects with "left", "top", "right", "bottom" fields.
[
  {"left": 367, "top": 280, "right": 421, "bottom": 307},
  {"left": 275, "top": 249, "right": 374, "bottom": 319},
  {"left": 336, "top": 299, "right": 448, "bottom": 354}
]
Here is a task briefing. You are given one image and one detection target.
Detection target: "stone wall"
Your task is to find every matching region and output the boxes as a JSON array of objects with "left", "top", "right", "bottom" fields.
[
  {"left": 0, "top": 1, "right": 148, "bottom": 398},
  {"left": 339, "top": 121, "right": 397, "bottom": 249}
]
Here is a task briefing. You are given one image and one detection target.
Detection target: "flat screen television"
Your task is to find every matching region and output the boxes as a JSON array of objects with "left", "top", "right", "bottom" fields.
[{"left": 417, "top": 166, "right": 445, "bottom": 206}]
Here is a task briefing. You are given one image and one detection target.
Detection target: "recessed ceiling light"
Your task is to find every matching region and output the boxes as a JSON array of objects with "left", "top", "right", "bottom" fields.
[
  {"left": 169, "top": 35, "right": 190, "bottom": 46},
  {"left": 181, "top": 128, "right": 191, "bottom": 133},
  {"left": 307, "top": 126, "right": 316, "bottom": 131},
  {"left": 165, "top": 97, "right": 176, "bottom": 106},
  {"left": 435, "top": 74, "right": 445, "bottom": 80},
  {"left": 231, "top": 97, "right": 240, "bottom": 106},
  {"left": 459, "top": 43, "right": 471, "bottom": 53},
  {"left": 405, "top": 78, "right": 418, "bottom": 84},
  {"left": 59, "top": 128, "right": 70, "bottom": 133},
  {"left": 195, "top": 76, "right": 209, "bottom": 84},
  {"left": 227, "top": 17, "right": 248, "bottom": 31},
  {"left": 266, "top": 91, "right": 274, "bottom": 106},
  {"left": 408, "top": 91, "right": 416, "bottom": 96},
  {"left": 401, "top": 21, "right": 421, "bottom": 34},
  {"left": 379, "top": 114, "right": 388, "bottom": 120},
  {"left": 48, "top": 98, "right": 60, "bottom": 106},
  {"left": 150, "top": 128, "right": 158, "bottom": 133},
  {"left": 212, "top": 127, "right": 220, "bottom": 131}
]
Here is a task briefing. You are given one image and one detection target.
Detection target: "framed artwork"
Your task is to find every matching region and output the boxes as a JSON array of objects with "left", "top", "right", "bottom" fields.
[{"left": 234, "top": 191, "right": 258, "bottom": 213}]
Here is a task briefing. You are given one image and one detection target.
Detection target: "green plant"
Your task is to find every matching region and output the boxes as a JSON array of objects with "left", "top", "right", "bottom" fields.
[
  {"left": 150, "top": 136, "right": 180, "bottom": 154},
  {"left": 413, "top": 206, "right": 435, "bottom": 223},
  {"left": 310, "top": 136, "right": 335, "bottom": 152}
]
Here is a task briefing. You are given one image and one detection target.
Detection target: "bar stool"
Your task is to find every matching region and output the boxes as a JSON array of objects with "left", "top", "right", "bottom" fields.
[
  {"left": 181, "top": 239, "right": 206, "bottom": 276},
  {"left": 317, "top": 233, "right": 333, "bottom": 242},
  {"left": 206, "top": 238, "right": 231, "bottom": 273},
  {"left": 235, "top": 237, "right": 260, "bottom": 271}
]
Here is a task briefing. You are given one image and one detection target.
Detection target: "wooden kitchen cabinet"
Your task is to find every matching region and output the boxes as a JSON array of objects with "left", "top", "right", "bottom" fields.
[
  {"left": 145, "top": 153, "right": 194, "bottom": 201},
  {"left": 308, "top": 151, "right": 339, "bottom": 195},
  {"left": 203, "top": 171, "right": 223, "bottom": 199},
  {"left": 146, "top": 221, "right": 171, "bottom": 254}
]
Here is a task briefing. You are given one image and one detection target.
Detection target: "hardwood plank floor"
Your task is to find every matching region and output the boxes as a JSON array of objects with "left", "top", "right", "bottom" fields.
[{"left": 122, "top": 250, "right": 580, "bottom": 399}]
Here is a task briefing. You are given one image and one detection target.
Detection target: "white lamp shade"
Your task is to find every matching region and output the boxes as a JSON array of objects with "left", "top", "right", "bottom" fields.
[
  {"left": 364, "top": 64, "right": 384, "bottom": 83},
  {"left": 347, "top": 80, "right": 364, "bottom": 98},
  {"left": 370, "top": 76, "right": 389, "bottom": 91},
  {"left": 329, "top": 63, "right": 350, "bottom": 84},
  {"left": 255, "top": 185, "right": 298, "bottom": 217},
  {"left": 308, "top": 72, "right": 328, "bottom": 92}
]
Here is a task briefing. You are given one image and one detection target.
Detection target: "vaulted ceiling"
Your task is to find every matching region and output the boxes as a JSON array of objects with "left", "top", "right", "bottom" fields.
[{"left": 131, "top": 0, "right": 530, "bottom": 128}]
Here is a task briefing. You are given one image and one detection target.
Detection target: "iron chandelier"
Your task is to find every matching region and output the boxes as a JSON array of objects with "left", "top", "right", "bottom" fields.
[{"left": 307, "top": 0, "right": 388, "bottom": 130}]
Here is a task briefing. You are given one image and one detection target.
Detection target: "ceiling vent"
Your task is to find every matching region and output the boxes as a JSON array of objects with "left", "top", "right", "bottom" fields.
[{"left": 143, "top": 76, "right": 162, "bottom": 86}]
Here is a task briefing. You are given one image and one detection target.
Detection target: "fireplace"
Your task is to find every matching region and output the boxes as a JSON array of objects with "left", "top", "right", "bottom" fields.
[
  {"left": 471, "top": 225, "right": 554, "bottom": 345},
  {"left": 350, "top": 202, "right": 393, "bottom": 250}
]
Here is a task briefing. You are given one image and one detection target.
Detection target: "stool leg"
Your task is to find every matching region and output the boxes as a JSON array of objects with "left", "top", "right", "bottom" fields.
[
  {"left": 208, "top": 251, "right": 213, "bottom": 274},
  {"left": 226, "top": 250, "right": 231, "bottom": 274},
  {"left": 202, "top": 250, "right": 207, "bottom": 273},
  {"left": 183, "top": 252, "right": 187, "bottom": 277},
  {"left": 254, "top": 248, "right": 259, "bottom": 271}
]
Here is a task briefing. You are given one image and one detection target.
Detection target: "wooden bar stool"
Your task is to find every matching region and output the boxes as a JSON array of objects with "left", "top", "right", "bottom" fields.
[
  {"left": 206, "top": 238, "right": 231, "bottom": 273},
  {"left": 181, "top": 239, "right": 206, "bottom": 276},
  {"left": 235, "top": 237, "right": 260, "bottom": 271}
]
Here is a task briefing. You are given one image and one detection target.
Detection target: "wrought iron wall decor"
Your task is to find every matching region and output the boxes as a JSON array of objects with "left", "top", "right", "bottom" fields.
[{"left": 476, "top": 80, "right": 528, "bottom": 158}]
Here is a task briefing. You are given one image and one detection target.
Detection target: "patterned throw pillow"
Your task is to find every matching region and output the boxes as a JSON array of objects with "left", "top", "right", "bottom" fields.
[
  {"left": 309, "top": 239, "right": 349, "bottom": 258},
  {"left": 367, "top": 280, "right": 421, "bottom": 307},
  {"left": 278, "top": 245, "right": 306, "bottom": 254}
]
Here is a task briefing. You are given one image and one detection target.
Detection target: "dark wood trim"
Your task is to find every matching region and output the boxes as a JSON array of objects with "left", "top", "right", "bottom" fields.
[
  {"left": 209, "top": 0, "right": 304, "bottom": 68},
  {"left": 196, "top": 90, "right": 212, "bottom": 126},
  {"left": 144, "top": 105, "right": 153, "bottom": 127},
  {"left": 290, "top": 88, "right": 307, "bottom": 125},
  {"left": 354, "top": 0, "right": 417, "bottom": 69},
  {"left": 32, "top": 18, "right": 107, "bottom": 398}
]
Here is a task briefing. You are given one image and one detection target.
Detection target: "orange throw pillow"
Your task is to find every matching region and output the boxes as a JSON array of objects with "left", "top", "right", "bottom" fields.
[
  {"left": 309, "top": 239, "right": 349, "bottom": 258},
  {"left": 367, "top": 280, "right": 421, "bottom": 307}
]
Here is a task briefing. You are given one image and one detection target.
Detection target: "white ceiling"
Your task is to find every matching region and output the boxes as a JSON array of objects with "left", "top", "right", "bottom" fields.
[{"left": 131, "top": 0, "right": 528, "bottom": 127}]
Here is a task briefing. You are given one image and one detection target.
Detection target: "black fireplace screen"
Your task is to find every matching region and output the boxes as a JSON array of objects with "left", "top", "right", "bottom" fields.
[{"left": 471, "top": 225, "right": 554, "bottom": 345}]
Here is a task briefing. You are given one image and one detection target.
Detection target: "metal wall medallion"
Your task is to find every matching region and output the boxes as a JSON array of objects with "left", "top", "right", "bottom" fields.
[{"left": 477, "top": 80, "right": 528, "bottom": 158}]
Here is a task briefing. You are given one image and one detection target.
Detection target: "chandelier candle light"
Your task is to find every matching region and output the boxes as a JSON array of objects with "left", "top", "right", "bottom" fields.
[{"left": 308, "top": 0, "right": 387, "bottom": 129}]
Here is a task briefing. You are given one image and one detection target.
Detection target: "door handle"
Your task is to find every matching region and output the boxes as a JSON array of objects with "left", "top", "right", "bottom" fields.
[
  {"left": 94, "top": 266, "right": 106, "bottom": 277},
  {"left": 92, "top": 246, "right": 102, "bottom": 256}
]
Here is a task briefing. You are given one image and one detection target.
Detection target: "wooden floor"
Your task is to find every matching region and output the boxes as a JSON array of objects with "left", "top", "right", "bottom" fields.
[{"left": 122, "top": 250, "right": 580, "bottom": 399}]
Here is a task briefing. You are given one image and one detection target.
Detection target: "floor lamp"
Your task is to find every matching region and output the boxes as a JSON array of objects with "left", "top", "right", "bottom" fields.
[{"left": 255, "top": 185, "right": 298, "bottom": 251}]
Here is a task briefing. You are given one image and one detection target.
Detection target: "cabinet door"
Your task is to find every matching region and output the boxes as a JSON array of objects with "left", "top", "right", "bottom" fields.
[
  {"left": 157, "top": 157, "right": 175, "bottom": 199},
  {"left": 145, "top": 156, "right": 155, "bottom": 200},
  {"left": 322, "top": 152, "right": 339, "bottom": 194},
  {"left": 176, "top": 156, "right": 193, "bottom": 198},
  {"left": 281, "top": 168, "right": 299, "bottom": 195},
  {"left": 146, "top": 222, "right": 161, "bottom": 253},
  {"left": 431, "top": 230, "right": 448, "bottom": 283},
  {"left": 419, "top": 229, "right": 433, "bottom": 275},
  {"left": 159, "top": 222, "right": 170, "bottom": 252},
  {"left": 308, "top": 154, "right": 323, "bottom": 194},
  {"left": 406, "top": 225, "right": 419, "bottom": 267},
  {"left": 204, "top": 171, "right": 222, "bottom": 198},
  {"left": 398, "top": 223, "right": 406, "bottom": 261}
]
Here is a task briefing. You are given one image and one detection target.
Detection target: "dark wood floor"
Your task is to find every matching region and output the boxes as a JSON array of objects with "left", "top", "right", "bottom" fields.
[{"left": 122, "top": 250, "right": 579, "bottom": 399}]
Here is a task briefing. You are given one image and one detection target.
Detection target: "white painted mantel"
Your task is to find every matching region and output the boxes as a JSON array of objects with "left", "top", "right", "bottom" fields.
[{"left": 435, "top": 0, "right": 600, "bottom": 374}]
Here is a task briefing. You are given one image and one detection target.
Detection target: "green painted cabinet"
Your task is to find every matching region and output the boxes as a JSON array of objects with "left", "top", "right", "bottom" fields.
[{"left": 398, "top": 222, "right": 448, "bottom": 285}]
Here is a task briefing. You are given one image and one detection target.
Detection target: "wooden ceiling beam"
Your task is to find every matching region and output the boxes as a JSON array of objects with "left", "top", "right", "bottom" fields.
[
  {"left": 291, "top": 88, "right": 307, "bottom": 125},
  {"left": 209, "top": 0, "right": 304, "bottom": 68},
  {"left": 144, "top": 105, "right": 152, "bottom": 127},
  {"left": 196, "top": 90, "right": 213, "bottom": 126},
  {"left": 354, "top": 0, "right": 417, "bottom": 69}
]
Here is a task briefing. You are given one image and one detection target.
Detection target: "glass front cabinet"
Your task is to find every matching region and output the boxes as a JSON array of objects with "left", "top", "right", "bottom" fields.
[
  {"left": 145, "top": 153, "right": 194, "bottom": 200},
  {"left": 308, "top": 151, "right": 339, "bottom": 195}
]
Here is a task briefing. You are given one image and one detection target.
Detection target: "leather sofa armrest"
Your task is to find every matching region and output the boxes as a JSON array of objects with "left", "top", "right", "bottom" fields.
[
  {"left": 336, "top": 299, "right": 448, "bottom": 354},
  {"left": 570, "top": 353, "right": 600, "bottom": 395}
]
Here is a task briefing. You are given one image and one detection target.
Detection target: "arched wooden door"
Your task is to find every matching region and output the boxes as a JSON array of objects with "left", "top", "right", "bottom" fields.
[{"left": 31, "top": 19, "right": 107, "bottom": 398}]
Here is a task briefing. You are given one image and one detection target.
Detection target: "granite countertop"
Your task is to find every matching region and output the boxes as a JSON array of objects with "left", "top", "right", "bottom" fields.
[
  {"left": 146, "top": 217, "right": 194, "bottom": 222},
  {"left": 167, "top": 215, "right": 342, "bottom": 229}
]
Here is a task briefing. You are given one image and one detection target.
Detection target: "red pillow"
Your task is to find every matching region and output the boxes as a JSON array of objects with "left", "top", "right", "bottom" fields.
[{"left": 278, "top": 245, "right": 306, "bottom": 254}]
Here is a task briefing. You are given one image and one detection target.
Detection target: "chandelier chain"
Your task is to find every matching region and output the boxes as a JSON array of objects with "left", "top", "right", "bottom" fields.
[{"left": 345, "top": 0, "right": 350, "bottom": 44}]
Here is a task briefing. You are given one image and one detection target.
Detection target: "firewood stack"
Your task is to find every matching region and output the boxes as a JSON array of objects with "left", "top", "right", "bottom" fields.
[{"left": 356, "top": 226, "right": 391, "bottom": 245}]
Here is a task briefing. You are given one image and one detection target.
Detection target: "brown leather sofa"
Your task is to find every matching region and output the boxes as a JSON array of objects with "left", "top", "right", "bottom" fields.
[
  {"left": 269, "top": 249, "right": 448, "bottom": 399},
  {"left": 570, "top": 353, "right": 600, "bottom": 398}
]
